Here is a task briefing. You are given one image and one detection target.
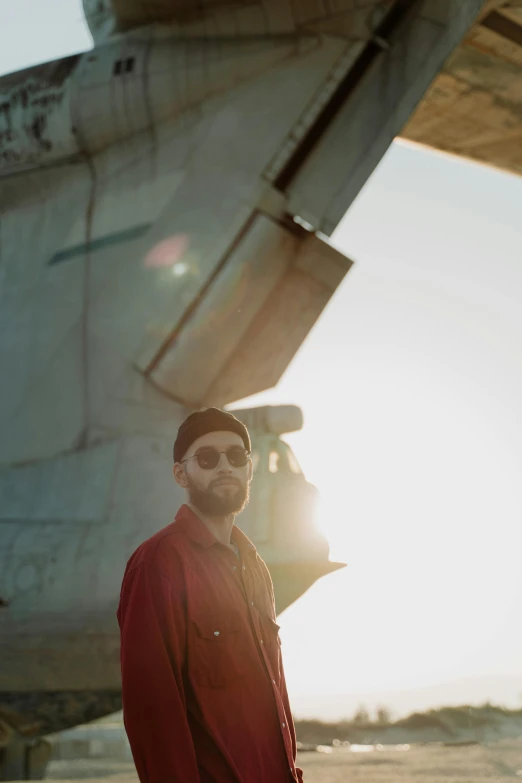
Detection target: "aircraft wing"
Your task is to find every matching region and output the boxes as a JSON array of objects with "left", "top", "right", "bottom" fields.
[{"left": 401, "top": 1, "right": 522, "bottom": 177}]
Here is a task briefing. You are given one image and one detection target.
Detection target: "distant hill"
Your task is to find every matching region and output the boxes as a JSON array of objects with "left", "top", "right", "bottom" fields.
[{"left": 295, "top": 703, "right": 522, "bottom": 746}]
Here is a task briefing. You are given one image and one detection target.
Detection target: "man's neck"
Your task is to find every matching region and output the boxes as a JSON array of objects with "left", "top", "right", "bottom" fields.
[{"left": 187, "top": 502, "right": 236, "bottom": 548}]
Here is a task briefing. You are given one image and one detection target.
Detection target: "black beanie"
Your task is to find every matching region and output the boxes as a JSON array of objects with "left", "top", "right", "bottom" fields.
[{"left": 173, "top": 408, "right": 251, "bottom": 463}]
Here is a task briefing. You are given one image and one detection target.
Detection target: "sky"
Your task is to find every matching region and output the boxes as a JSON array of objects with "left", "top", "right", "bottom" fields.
[
  {"left": 2, "top": 1, "right": 522, "bottom": 721},
  {"left": 241, "top": 143, "right": 522, "bottom": 718}
]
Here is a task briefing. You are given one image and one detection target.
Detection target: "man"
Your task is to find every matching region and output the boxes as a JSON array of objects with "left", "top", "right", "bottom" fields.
[{"left": 117, "top": 407, "right": 303, "bottom": 783}]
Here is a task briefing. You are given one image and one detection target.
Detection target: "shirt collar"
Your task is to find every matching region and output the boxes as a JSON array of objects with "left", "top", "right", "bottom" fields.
[
  {"left": 231, "top": 524, "right": 258, "bottom": 559},
  {"left": 176, "top": 504, "right": 257, "bottom": 558}
]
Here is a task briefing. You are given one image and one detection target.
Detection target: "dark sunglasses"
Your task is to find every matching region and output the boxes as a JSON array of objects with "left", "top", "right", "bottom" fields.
[{"left": 180, "top": 446, "right": 251, "bottom": 470}]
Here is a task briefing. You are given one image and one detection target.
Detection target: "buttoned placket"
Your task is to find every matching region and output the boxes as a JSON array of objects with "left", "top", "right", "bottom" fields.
[
  {"left": 221, "top": 541, "right": 296, "bottom": 781},
  {"left": 178, "top": 508, "right": 297, "bottom": 781},
  {"left": 237, "top": 546, "right": 296, "bottom": 781}
]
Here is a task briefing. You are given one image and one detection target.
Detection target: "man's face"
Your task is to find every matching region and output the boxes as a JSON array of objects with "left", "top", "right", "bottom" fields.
[{"left": 174, "top": 430, "right": 253, "bottom": 517}]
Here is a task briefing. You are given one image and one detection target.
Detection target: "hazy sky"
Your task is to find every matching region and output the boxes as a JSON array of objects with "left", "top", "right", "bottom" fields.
[
  {"left": 2, "top": 2, "right": 522, "bottom": 720},
  {"left": 242, "top": 143, "right": 522, "bottom": 717},
  {"left": 0, "top": 0, "right": 92, "bottom": 74}
]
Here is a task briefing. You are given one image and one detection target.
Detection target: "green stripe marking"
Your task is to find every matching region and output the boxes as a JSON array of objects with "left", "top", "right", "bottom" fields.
[{"left": 48, "top": 223, "right": 152, "bottom": 265}]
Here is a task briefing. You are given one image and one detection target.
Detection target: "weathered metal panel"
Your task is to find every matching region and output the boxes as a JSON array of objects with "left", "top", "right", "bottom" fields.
[
  {"left": 282, "top": 0, "right": 485, "bottom": 235},
  {"left": 0, "top": 442, "right": 120, "bottom": 524},
  {"left": 82, "top": 0, "right": 391, "bottom": 42},
  {"left": 0, "top": 35, "right": 309, "bottom": 177},
  {"left": 147, "top": 213, "right": 320, "bottom": 406},
  {"left": 204, "top": 221, "right": 353, "bottom": 408},
  {"left": 401, "top": 5, "right": 522, "bottom": 177}
]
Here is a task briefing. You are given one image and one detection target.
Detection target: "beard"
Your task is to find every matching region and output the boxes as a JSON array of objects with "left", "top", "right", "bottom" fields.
[{"left": 187, "top": 476, "right": 250, "bottom": 517}]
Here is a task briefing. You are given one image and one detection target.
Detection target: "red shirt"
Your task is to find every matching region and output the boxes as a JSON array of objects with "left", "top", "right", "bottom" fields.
[{"left": 117, "top": 504, "right": 304, "bottom": 783}]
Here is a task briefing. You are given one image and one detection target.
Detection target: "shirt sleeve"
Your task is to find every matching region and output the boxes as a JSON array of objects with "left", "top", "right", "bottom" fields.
[{"left": 117, "top": 555, "right": 200, "bottom": 783}]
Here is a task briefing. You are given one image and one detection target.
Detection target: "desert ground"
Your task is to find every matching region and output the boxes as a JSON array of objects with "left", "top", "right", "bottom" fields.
[
  {"left": 297, "top": 740, "right": 522, "bottom": 782},
  {"left": 28, "top": 738, "right": 522, "bottom": 783}
]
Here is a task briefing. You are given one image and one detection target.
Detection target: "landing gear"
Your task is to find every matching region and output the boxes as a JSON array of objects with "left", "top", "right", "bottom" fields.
[{"left": 0, "top": 737, "right": 52, "bottom": 781}]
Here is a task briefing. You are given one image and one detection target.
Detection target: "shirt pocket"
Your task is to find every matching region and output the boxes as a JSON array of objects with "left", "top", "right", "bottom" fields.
[{"left": 189, "top": 609, "right": 247, "bottom": 689}]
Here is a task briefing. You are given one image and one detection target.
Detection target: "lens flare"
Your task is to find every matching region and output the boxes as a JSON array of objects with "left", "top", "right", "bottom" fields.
[{"left": 145, "top": 234, "right": 190, "bottom": 268}]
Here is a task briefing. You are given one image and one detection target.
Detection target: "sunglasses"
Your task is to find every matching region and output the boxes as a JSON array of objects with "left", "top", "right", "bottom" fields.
[{"left": 180, "top": 446, "right": 251, "bottom": 470}]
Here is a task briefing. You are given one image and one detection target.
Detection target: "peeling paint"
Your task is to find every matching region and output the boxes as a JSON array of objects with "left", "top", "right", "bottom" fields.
[
  {"left": 0, "top": 56, "right": 79, "bottom": 90},
  {"left": 0, "top": 58, "right": 80, "bottom": 174},
  {"left": 0, "top": 76, "right": 69, "bottom": 169}
]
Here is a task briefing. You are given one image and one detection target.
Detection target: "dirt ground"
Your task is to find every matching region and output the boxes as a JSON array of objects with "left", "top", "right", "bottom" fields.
[
  {"left": 36, "top": 738, "right": 522, "bottom": 783},
  {"left": 297, "top": 740, "right": 522, "bottom": 782}
]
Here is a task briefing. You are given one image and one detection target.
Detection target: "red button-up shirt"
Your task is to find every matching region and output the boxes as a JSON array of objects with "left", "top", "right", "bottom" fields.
[{"left": 117, "top": 504, "right": 303, "bottom": 783}]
